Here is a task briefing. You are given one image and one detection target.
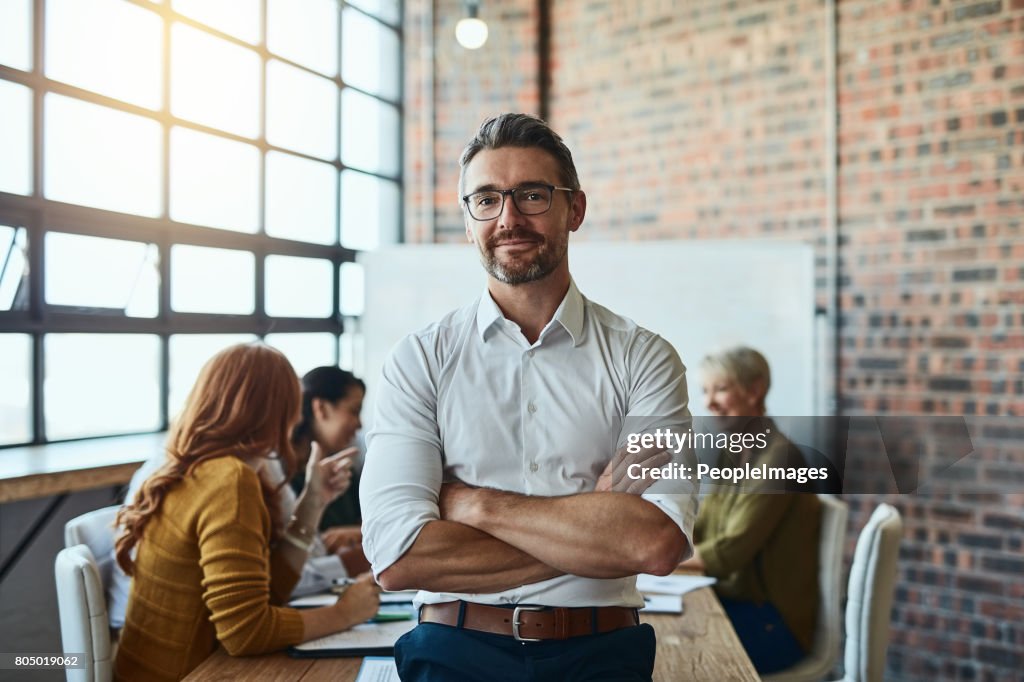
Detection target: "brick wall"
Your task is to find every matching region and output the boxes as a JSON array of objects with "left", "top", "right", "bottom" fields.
[{"left": 404, "top": 1, "right": 1024, "bottom": 679}]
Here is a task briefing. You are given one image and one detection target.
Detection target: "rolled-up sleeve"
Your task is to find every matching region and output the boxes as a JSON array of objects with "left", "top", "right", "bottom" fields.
[
  {"left": 620, "top": 332, "right": 699, "bottom": 559},
  {"left": 360, "top": 334, "right": 445, "bottom": 578}
]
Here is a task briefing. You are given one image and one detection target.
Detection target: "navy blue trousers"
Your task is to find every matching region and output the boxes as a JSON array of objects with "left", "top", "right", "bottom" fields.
[
  {"left": 718, "top": 596, "right": 806, "bottom": 674},
  {"left": 394, "top": 622, "right": 657, "bottom": 681}
]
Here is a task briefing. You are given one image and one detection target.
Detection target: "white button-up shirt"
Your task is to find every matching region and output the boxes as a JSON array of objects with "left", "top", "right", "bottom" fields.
[{"left": 361, "top": 280, "right": 697, "bottom": 608}]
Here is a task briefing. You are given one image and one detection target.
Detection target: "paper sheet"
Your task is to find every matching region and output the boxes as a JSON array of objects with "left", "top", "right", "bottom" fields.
[
  {"left": 292, "top": 619, "right": 416, "bottom": 652},
  {"left": 355, "top": 657, "right": 401, "bottom": 682},
  {"left": 636, "top": 573, "right": 717, "bottom": 596},
  {"left": 640, "top": 593, "right": 684, "bottom": 614}
]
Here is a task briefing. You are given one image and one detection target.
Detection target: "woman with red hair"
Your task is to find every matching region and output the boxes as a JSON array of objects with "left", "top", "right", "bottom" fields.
[{"left": 113, "top": 343, "right": 378, "bottom": 682}]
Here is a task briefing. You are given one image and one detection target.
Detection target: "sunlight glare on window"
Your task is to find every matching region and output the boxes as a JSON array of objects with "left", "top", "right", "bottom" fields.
[
  {"left": 171, "top": 23, "right": 260, "bottom": 138},
  {"left": 266, "top": 60, "right": 339, "bottom": 161},
  {"left": 44, "top": 94, "right": 162, "bottom": 217},
  {"left": 0, "top": 0, "right": 32, "bottom": 72},
  {"left": 170, "top": 127, "right": 260, "bottom": 232},
  {"left": 265, "top": 333, "right": 336, "bottom": 377},
  {"left": 171, "top": 0, "right": 260, "bottom": 45},
  {"left": 0, "top": 80, "right": 32, "bottom": 196},
  {"left": 0, "top": 334, "right": 32, "bottom": 445},
  {"left": 265, "top": 255, "right": 334, "bottom": 318},
  {"left": 339, "top": 262, "right": 364, "bottom": 317},
  {"left": 171, "top": 245, "right": 255, "bottom": 314},
  {"left": 46, "top": 0, "right": 162, "bottom": 109},
  {"left": 45, "top": 233, "right": 158, "bottom": 317},
  {"left": 346, "top": 0, "right": 402, "bottom": 26},
  {"left": 341, "top": 89, "right": 400, "bottom": 176},
  {"left": 0, "top": 226, "right": 28, "bottom": 311},
  {"left": 168, "top": 334, "right": 257, "bottom": 416},
  {"left": 341, "top": 171, "right": 400, "bottom": 251},
  {"left": 44, "top": 334, "right": 161, "bottom": 440},
  {"left": 266, "top": 0, "right": 339, "bottom": 77},
  {"left": 342, "top": 8, "right": 400, "bottom": 101},
  {"left": 265, "top": 151, "right": 338, "bottom": 245}
]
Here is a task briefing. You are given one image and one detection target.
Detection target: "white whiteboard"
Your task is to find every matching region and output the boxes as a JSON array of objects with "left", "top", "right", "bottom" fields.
[{"left": 359, "top": 240, "right": 816, "bottom": 424}]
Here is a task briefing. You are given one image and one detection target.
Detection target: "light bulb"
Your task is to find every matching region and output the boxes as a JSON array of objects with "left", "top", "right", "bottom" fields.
[{"left": 455, "top": 17, "right": 488, "bottom": 49}]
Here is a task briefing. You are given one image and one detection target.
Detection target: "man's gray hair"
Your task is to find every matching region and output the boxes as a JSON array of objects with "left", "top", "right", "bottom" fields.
[{"left": 458, "top": 113, "right": 581, "bottom": 198}]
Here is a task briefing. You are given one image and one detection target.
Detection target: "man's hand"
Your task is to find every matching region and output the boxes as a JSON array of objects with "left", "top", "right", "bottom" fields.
[
  {"left": 321, "top": 526, "right": 362, "bottom": 553},
  {"left": 438, "top": 480, "right": 479, "bottom": 526},
  {"left": 595, "top": 445, "right": 672, "bottom": 494}
]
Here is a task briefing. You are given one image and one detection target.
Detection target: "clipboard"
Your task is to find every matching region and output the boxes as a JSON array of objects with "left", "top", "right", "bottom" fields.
[{"left": 287, "top": 619, "right": 417, "bottom": 658}]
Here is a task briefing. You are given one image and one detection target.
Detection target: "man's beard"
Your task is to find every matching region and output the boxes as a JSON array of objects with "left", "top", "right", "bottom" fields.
[{"left": 479, "top": 228, "right": 567, "bottom": 285}]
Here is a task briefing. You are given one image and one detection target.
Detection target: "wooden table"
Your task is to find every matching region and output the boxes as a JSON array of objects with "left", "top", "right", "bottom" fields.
[{"left": 184, "top": 587, "right": 758, "bottom": 681}]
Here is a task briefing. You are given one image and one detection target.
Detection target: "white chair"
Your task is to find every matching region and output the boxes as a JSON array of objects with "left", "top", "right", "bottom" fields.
[
  {"left": 839, "top": 503, "right": 903, "bottom": 682},
  {"left": 770, "top": 499, "right": 905, "bottom": 679},
  {"left": 764, "top": 494, "right": 849, "bottom": 682},
  {"left": 55, "top": 545, "right": 113, "bottom": 682},
  {"left": 64, "top": 505, "right": 122, "bottom": 624}
]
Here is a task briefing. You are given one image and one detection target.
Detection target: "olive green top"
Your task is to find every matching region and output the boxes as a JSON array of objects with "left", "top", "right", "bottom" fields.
[{"left": 695, "top": 424, "right": 822, "bottom": 652}]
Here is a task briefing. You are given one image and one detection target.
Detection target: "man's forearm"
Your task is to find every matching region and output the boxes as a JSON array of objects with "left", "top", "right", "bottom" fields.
[
  {"left": 376, "top": 519, "right": 562, "bottom": 593},
  {"left": 456, "top": 489, "right": 687, "bottom": 578}
]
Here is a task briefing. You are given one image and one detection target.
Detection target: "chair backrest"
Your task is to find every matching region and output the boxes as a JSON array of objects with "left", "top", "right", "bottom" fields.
[
  {"left": 65, "top": 505, "right": 121, "bottom": 624},
  {"left": 763, "top": 494, "right": 849, "bottom": 682},
  {"left": 843, "top": 503, "right": 902, "bottom": 682},
  {"left": 55, "top": 545, "right": 113, "bottom": 682}
]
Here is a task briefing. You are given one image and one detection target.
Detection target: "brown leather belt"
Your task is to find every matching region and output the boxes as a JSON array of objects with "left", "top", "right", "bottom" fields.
[{"left": 419, "top": 601, "right": 640, "bottom": 642}]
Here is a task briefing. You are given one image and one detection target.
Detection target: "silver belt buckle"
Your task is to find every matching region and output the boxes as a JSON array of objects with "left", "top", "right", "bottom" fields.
[{"left": 512, "top": 605, "right": 546, "bottom": 642}]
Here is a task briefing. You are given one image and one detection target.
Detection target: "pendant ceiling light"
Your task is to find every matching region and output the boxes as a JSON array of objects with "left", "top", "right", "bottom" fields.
[{"left": 455, "top": 1, "right": 488, "bottom": 49}]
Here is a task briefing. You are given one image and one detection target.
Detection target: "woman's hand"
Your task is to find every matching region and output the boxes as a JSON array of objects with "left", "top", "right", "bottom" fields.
[
  {"left": 334, "top": 573, "right": 380, "bottom": 629},
  {"left": 303, "top": 443, "right": 356, "bottom": 509}
]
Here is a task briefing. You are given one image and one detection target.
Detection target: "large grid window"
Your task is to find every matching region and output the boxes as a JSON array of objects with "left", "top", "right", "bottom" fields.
[{"left": 0, "top": 0, "right": 402, "bottom": 447}]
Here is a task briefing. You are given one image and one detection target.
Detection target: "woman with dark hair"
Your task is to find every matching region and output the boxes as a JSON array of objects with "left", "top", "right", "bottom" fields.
[
  {"left": 113, "top": 344, "right": 379, "bottom": 682},
  {"left": 289, "top": 366, "right": 369, "bottom": 572}
]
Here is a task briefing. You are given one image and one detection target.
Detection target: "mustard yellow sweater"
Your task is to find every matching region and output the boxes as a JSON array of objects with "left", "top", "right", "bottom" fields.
[{"left": 114, "top": 456, "right": 305, "bottom": 681}]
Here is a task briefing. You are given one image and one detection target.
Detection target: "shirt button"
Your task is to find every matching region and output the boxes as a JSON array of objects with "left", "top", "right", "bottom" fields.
[
  {"left": 530, "top": 462, "right": 539, "bottom": 472},
  {"left": 527, "top": 402, "right": 537, "bottom": 414},
  {"left": 527, "top": 350, "right": 534, "bottom": 358}
]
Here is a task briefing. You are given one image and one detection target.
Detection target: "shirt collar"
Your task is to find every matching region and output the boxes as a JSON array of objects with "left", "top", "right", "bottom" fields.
[{"left": 475, "top": 279, "right": 585, "bottom": 347}]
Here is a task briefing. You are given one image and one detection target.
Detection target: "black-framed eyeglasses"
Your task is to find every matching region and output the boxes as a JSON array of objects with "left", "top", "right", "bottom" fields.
[{"left": 461, "top": 184, "right": 574, "bottom": 221}]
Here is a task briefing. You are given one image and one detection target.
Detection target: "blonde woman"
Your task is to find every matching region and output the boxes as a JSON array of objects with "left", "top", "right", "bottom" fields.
[{"left": 682, "top": 346, "right": 821, "bottom": 674}]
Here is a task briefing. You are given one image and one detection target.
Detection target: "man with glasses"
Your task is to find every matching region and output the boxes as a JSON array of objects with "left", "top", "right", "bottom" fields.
[{"left": 360, "top": 113, "right": 696, "bottom": 681}]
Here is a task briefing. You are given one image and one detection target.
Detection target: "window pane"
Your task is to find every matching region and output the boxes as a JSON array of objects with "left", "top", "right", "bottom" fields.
[
  {"left": 265, "top": 255, "right": 333, "bottom": 318},
  {"left": 44, "top": 94, "right": 162, "bottom": 217},
  {"left": 171, "top": 23, "right": 260, "bottom": 138},
  {"left": 264, "top": 332, "right": 336, "bottom": 377},
  {"left": 0, "top": 226, "right": 29, "bottom": 311},
  {"left": 46, "top": 0, "right": 162, "bottom": 109},
  {"left": 346, "top": 0, "right": 401, "bottom": 26},
  {"left": 44, "top": 333, "right": 161, "bottom": 439},
  {"left": 341, "top": 90, "right": 399, "bottom": 176},
  {"left": 342, "top": 8, "right": 399, "bottom": 101},
  {"left": 168, "top": 333, "right": 256, "bottom": 416},
  {"left": 170, "top": 127, "right": 259, "bottom": 232},
  {"left": 0, "top": 80, "right": 32, "bottom": 195},
  {"left": 339, "top": 262, "right": 364, "bottom": 316},
  {"left": 0, "top": 334, "right": 32, "bottom": 445},
  {"left": 172, "top": 0, "right": 260, "bottom": 45},
  {"left": 339, "top": 325, "right": 364, "bottom": 375},
  {"left": 0, "top": 0, "right": 32, "bottom": 71},
  {"left": 341, "top": 170, "right": 400, "bottom": 250},
  {"left": 265, "top": 151, "right": 337, "bottom": 245},
  {"left": 171, "top": 245, "right": 254, "bottom": 314},
  {"left": 266, "top": 0, "right": 339, "bottom": 77},
  {"left": 266, "top": 60, "right": 338, "bottom": 160},
  {"left": 45, "top": 233, "right": 159, "bottom": 317}
]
